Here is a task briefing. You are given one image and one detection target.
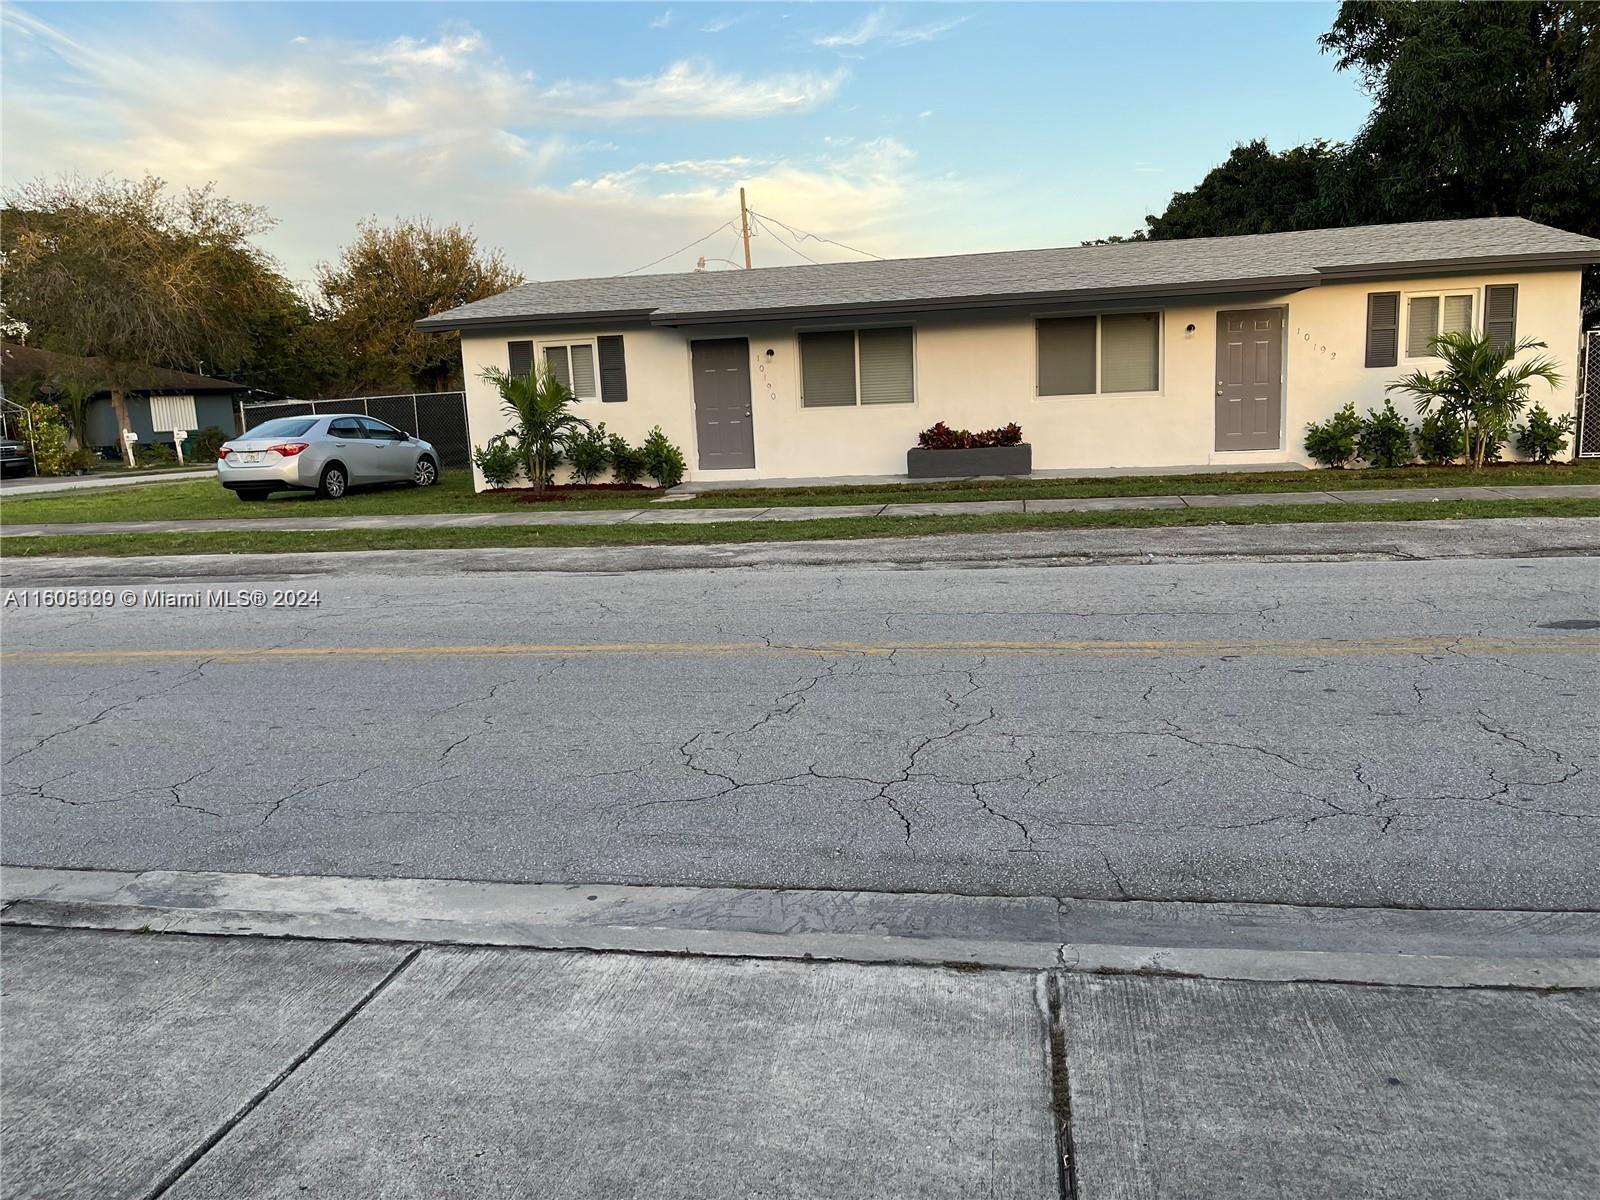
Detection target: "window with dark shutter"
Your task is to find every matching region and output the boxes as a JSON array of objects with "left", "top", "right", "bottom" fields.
[
  {"left": 1365, "top": 292, "right": 1400, "bottom": 368},
  {"left": 800, "top": 331, "right": 857, "bottom": 407},
  {"left": 1037, "top": 316, "right": 1096, "bottom": 395},
  {"left": 508, "top": 341, "right": 533, "bottom": 379},
  {"left": 598, "top": 335, "right": 628, "bottom": 402},
  {"left": 1485, "top": 284, "right": 1518, "bottom": 351}
]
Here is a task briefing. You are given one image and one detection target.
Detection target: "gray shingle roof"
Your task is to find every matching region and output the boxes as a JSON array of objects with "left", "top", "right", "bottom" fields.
[{"left": 418, "top": 217, "right": 1600, "bottom": 331}]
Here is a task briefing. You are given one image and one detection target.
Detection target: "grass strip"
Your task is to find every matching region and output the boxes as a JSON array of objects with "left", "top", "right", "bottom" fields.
[
  {"left": 3, "top": 463, "right": 1597, "bottom": 526},
  {"left": 3, "top": 498, "right": 1596, "bottom": 559}
]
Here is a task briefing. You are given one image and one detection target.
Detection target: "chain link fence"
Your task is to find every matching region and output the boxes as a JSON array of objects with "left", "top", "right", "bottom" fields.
[
  {"left": 238, "top": 392, "right": 471, "bottom": 469},
  {"left": 1579, "top": 329, "right": 1599, "bottom": 459}
]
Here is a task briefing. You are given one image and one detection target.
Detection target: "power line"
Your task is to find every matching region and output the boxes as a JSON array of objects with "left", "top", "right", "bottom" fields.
[
  {"left": 751, "top": 214, "right": 821, "bottom": 265},
  {"left": 620, "top": 220, "right": 737, "bottom": 275},
  {"left": 749, "top": 210, "right": 883, "bottom": 261}
]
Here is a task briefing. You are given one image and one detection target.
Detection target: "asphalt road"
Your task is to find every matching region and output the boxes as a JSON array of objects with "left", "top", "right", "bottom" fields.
[{"left": 2, "top": 553, "right": 1596, "bottom": 909}]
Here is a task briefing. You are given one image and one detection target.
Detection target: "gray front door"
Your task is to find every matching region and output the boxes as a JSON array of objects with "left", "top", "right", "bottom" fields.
[
  {"left": 1215, "top": 309, "right": 1283, "bottom": 452},
  {"left": 691, "top": 338, "right": 755, "bottom": 470}
]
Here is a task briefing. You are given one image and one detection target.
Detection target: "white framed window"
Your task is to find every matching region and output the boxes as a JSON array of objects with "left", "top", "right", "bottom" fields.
[
  {"left": 1036, "top": 312, "right": 1161, "bottom": 396},
  {"left": 1404, "top": 289, "right": 1476, "bottom": 359},
  {"left": 539, "top": 340, "right": 600, "bottom": 401},
  {"left": 799, "top": 326, "right": 916, "bottom": 408}
]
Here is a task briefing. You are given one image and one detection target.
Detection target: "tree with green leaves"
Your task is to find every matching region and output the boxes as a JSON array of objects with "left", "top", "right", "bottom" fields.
[
  {"left": 1386, "top": 330, "right": 1563, "bottom": 468},
  {"left": 478, "top": 365, "right": 592, "bottom": 496},
  {"left": 1142, "top": 140, "right": 1343, "bottom": 240},
  {"left": 1130, "top": 3, "right": 1599, "bottom": 313},
  {"left": 2, "top": 174, "right": 285, "bottom": 462},
  {"left": 318, "top": 219, "right": 524, "bottom": 395}
]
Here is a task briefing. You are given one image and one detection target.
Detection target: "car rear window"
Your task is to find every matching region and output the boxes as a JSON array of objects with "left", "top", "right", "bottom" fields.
[{"left": 243, "top": 418, "right": 318, "bottom": 439}]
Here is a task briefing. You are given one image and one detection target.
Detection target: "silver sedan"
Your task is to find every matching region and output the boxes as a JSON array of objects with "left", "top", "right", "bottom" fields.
[{"left": 217, "top": 414, "right": 441, "bottom": 501}]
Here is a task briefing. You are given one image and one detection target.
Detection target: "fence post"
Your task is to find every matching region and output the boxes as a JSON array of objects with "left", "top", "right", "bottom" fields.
[{"left": 412, "top": 394, "right": 420, "bottom": 435}]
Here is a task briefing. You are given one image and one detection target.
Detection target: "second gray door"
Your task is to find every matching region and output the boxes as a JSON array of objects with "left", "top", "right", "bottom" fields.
[
  {"left": 1215, "top": 309, "right": 1283, "bottom": 452},
  {"left": 691, "top": 338, "right": 756, "bottom": 470}
]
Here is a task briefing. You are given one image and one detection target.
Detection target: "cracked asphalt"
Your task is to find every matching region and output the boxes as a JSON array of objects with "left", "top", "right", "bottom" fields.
[{"left": 2, "top": 553, "right": 1597, "bottom": 909}]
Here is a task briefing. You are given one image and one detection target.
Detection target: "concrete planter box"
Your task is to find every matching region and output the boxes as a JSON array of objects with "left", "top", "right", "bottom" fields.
[{"left": 906, "top": 443, "right": 1032, "bottom": 479}]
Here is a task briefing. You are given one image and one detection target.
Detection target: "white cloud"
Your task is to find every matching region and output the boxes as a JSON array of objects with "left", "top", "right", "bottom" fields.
[
  {"left": 699, "top": 13, "right": 750, "bottom": 34},
  {"left": 650, "top": 9, "right": 673, "bottom": 30},
  {"left": 0, "top": 9, "right": 1002, "bottom": 284},
  {"left": 538, "top": 60, "right": 846, "bottom": 120},
  {"left": 815, "top": 7, "right": 970, "bottom": 49},
  {"left": 355, "top": 30, "right": 486, "bottom": 71}
]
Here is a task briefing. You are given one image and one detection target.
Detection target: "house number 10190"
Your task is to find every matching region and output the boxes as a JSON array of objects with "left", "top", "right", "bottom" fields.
[{"left": 1294, "top": 327, "right": 1337, "bottom": 360}]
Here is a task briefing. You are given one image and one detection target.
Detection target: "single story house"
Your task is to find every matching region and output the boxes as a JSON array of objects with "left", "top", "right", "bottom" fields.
[
  {"left": 0, "top": 343, "right": 249, "bottom": 458},
  {"left": 418, "top": 217, "right": 1600, "bottom": 488}
]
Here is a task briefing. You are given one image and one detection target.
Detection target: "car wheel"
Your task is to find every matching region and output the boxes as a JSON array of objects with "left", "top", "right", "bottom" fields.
[
  {"left": 413, "top": 456, "right": 438, "bottom": 487},
  {"left": 318, "top": 464, "right": 348, "bottom": 499},
  {"left": 236, "top": 489, "right": 272, "bottom": 502}
]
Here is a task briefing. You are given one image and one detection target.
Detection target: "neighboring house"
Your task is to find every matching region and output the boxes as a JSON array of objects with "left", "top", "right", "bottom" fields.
[
  {"left": 418, "top": 218, "right": 1600, "bottom": 488},
  {"left": 0, "top": 343, "right": 248, "bottom": 457}
]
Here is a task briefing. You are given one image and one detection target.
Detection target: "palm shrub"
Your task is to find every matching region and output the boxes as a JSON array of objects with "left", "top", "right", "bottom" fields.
[
  {"left": 1514, "top": 402, "right": 1575, "bottom": 464},
  {"left": 1415, "top": 410, "right": 1464, "bottom": 465},
  {"left": 478, "top": 365, "right": 592, "bottom": 495},
  {"left": 641, "top": 425, "right": 687, "bottom": 488},
  {"left": 607, "top": 433, "right": 646, "bottom": 484},
  {"left": 566, "top": 421, "right": 612, "bottom": 483},
  {"left": 1356, "top": 399, "right": 1414, "bottom": 468},
  {"left": 48, "top": 367, "right": 100, "bottom": 449},
  {"left": 1303, "top": 402, "right": 1362, "bottom": 467},
  {"left": 1387, "top": 331, "right": 1561, "bottom": 470}
]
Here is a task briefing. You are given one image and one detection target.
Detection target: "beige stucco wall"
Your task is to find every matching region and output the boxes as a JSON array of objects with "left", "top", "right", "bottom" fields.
[{"left": 458, "top": 267, "right": 1584, "bottom": 489}]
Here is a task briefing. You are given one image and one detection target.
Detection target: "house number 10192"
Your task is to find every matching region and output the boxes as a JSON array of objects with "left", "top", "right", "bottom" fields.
[{"left": 1294, "top": 327, "right": 1337, "bottom": 360}]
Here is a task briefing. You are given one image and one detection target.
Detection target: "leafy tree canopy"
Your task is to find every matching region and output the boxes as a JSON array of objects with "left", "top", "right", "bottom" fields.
[
  {"left": 315, "top": 218, "right": 524, "bottom": 395},
  {"left": 1128, "top": 2, "right": 1599, "bottom": 311},
  {"left": 1, "top": 174, "right": 286, "bottom": 389}
]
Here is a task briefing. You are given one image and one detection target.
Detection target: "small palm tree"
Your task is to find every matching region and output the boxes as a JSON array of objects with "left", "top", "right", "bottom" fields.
[
  {"left": 478, "top": 364, "right": 592, "bottom": 495},
  {"left": 49, "top": 366, "right": 101, "bottom": 449},
  {"left": 1387, "top": 331, "right": 1561, "bottom": 469}
]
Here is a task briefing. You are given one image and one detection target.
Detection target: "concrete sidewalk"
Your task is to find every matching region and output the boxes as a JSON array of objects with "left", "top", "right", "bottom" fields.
[
  {"left": 0, "top": 467, "right": 212, "bottom": 496},
  {"left": 3, "top": 866, "right": 1597, "bottom": 1200},
  {"left": 3, "top": 481, "right": 1598, "bottom": 538}
]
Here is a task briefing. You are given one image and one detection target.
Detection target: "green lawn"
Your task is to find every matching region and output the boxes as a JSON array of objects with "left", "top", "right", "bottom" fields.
[
  {"left": 4, "top": 497, "right": 1596, "bottom": 558},
  {"left": 3, "top": 462, "right": 1597, "bottom": 527}
]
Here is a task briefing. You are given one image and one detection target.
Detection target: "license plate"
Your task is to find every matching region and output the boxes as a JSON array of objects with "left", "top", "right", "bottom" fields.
[{"left": 237, "top": 452, "right": 263, "bottom": 464}]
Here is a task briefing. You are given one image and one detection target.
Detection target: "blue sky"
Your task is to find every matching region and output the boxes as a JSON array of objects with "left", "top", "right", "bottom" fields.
[{"left": 1, "top": 2, "right": 1373, "bottom": 285}]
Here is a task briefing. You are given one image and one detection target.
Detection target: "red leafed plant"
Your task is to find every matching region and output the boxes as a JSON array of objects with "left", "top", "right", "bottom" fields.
[{"left": 916, "top": 421, "right": 1023, "bottom": 449}]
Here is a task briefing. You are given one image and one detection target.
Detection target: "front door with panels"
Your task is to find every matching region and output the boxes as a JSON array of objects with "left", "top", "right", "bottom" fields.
[
  {"left": 691, "top": 338, "right": 756, "bottom": 470},
  {"left": 1214, "top": 308, "right": 1284, "bottom": 452}
]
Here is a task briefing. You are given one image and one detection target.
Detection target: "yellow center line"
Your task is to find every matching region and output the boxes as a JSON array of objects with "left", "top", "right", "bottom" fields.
[{"left": 2, "top": 636, "right": 1596, "bottom": 665}]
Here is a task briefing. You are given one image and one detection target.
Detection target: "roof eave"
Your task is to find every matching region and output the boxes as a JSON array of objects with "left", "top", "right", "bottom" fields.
[
  {"left": 650, "top": 274, "right": 1324, "bottom": 326},
  {"left": 1313, "top": 249, "right": 1600, "bottom": 281},
  {"left": 414, "top": 308, "right": 656, "bottom": 334}
]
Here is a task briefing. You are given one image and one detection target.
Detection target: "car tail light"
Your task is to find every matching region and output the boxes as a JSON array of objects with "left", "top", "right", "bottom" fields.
[
  {"left": 217, "top": 447, "right": 231, "bottom": 460},
  {"left": 268, "top": 442, "right": 310, "bottom": 457}
]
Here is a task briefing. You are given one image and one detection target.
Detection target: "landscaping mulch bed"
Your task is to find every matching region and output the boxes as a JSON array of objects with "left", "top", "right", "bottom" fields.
[{"left": 491, "top": 483, "right": 660, "bottom": 504}]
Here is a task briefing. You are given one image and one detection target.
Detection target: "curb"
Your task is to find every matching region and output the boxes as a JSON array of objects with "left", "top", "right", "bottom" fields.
[
  {"left": 5, "top": 866, "right": 1597, "bottom": 989},
  {"left": 2, "top": 516, "right": 1598, "bottom": 582}
]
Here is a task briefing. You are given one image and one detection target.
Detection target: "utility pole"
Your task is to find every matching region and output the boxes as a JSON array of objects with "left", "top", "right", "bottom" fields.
[{"left": 739, "top": 187, "right": 753, "bottom": 269}]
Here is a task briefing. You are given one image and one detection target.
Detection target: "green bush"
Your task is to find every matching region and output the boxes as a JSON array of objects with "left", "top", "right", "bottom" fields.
[
  {"left": 641, "top": 425, "right": 687, "bottom": 488},
  {"left": 607, "top": 433, "right": 646, "bottom": 484},
  {"left": 472, "top": 432, "right": 522, "bottom": 489},
  {"left": 65, "top": 448, "right": 100, "bottom": 473},
  {"left": 1415, "top": 410, "right": 1464, "bottom": 465},
  {"left": 1514, "top": 403, "right": 1575, "bottom": 464},
  {"left": 1303, "top": 402, "right": 1362, "bottom": 468},
  {"left": 1356, "top": 399, "right": 1414, "bottom": 468},
  {"left": 23, "top": 402, "right": 72, "bottom": 475},
  {"left": 566, "top": 422, "right": 611, "bottom": 483},
  {"left": 135, "top": 441, "right": 178, "bottom": 466},
  {"left": 192, "top": 426, "right": 229, "bottom": 461}
]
